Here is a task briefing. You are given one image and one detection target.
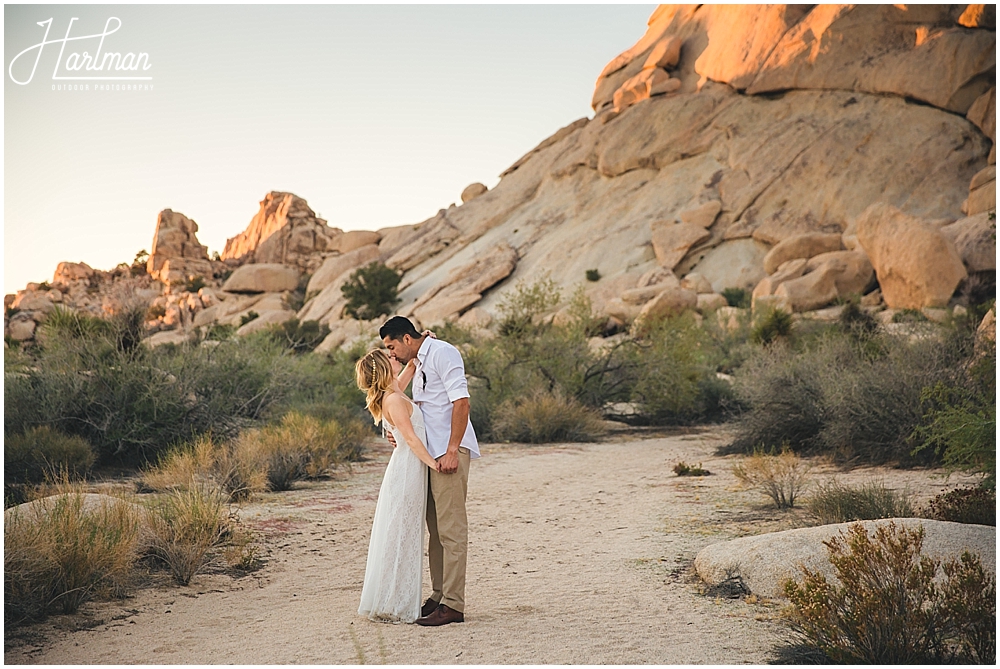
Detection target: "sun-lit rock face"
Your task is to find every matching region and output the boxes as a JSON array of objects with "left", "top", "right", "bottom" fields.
[
  {"left": 8, "top": 5, "right": 996, "bottom": 345},
  {"left": 221, "top": 191, "right": 350, "bottom": 273},
  {"left": 147, "top": 210, "right": 213, "bottom": 286}
]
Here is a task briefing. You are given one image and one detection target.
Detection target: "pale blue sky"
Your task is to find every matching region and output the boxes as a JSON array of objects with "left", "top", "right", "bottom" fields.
[{"left": 4, "top": 4, "right": 655, "bottom": 292}]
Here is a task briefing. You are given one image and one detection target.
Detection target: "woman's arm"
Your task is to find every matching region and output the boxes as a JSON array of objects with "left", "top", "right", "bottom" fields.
[
  {"left": 384, "top": 394, "right": 438, "bottom": 470},
  {"left": 397, "top": 359, "right": 417, "bottom": 393}
]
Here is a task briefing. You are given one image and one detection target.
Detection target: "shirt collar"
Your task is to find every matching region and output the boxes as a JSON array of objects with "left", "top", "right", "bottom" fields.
[{"left": 414, "top": 336, "right": 431, "bottom": 365}]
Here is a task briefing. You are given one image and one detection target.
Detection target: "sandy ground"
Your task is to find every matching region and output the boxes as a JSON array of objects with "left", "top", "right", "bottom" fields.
[{"left": 5, "top": 427, "right": 974, "bottom": 665}]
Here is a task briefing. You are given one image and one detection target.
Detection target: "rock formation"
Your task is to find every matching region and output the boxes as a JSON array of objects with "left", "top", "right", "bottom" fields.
[
  {"left": 6, "top": 5, "right": 996, "bottom": 347},
  {"left": 221, "top": 192, "right": 350, "bottom": 273}
]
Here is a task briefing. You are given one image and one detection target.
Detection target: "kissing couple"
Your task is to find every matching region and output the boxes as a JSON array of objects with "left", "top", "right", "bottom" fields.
[{"left": 353, "top": 316, "right": 480, "bottom": 626}]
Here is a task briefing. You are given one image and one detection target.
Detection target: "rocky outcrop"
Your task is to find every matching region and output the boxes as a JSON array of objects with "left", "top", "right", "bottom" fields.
[
  {"left": 222, "top": 264, "right": 301, "bottom": 294},
  {"left": 146, "top": 210, "right": 213, "bottom": 286},
  {"left": 461, "top": 183, "right": 488, "bottom": 203},
  {"left": 408, "top": 243, "right": 518, "bottom": 326},
  {"left": 306, "top": 244, "right": 380, "bottom": 295},
  {"left": 221, "top": 192, "right": 344, "bottom": 273},
  {"left": 856, "top": 204, "right": 968, "bottom": 309},
  {"left": 695, "top": 518, "right": 996, "bottom": 599},
  {"left": 941, "top": 213, "right": 997, "bottom": 272}
]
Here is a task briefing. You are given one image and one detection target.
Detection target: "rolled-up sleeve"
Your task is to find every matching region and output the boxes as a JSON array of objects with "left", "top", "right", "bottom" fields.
[{"left": 434, "top": 345, "right": 470, "bottom": 403}]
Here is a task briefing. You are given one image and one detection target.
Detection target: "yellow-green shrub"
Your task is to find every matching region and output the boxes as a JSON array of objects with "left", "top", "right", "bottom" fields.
[{"left": 732, "top": 447, "right": 811, "bottom": 508}]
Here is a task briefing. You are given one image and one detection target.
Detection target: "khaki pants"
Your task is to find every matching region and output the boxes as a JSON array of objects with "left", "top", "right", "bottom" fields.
[{"left": 426, "top": 447, "right": 471, "bottom": 613}]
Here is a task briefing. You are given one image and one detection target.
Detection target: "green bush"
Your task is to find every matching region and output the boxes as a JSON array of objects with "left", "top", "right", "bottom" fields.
[
  {"left": 911, "top": 349, "right": 995, "bottom": 490},
  {"left": 750, "top": 307, "right": 793, "bottom": 345},
  {"left": 808, "top": 479, "right": 914, "bottom": 524},
  {"left": 239, "top": 310, "right": 259, "bottom": 327},
  {"left": 184, "top": 276, "right": 206, "bottom": 293},
  {"left": 726, "top": 327, "right": 969, "bottom": 465},
  {"left": 267, "top": 318, "right": 330, "bottom": 354},
  {"left": 5, "top": 426, "right": 96, "bottom": 485},
  {"left": 721, "top": 287, "right": 750, "bottom": 309},
  {"left": 491, "top": 389, "right": 607, "bottom": 443},
  {"left": 205, "top": 322, "right": 235, "bottom": 341},
  {"left": 922, "top": 487, "right": 995, "bottom": 526},
  {"left": 6, "top": 316, "right": 297, "bottom": 465},
  {"left": 784, "top": 521, "right": 995, "bottom": 664},
  {"left": 585, "top": 269, "right": 601, "bottom": 282},
  {"left": 341, "top": 262, "right": 401, "bottom": 320}
]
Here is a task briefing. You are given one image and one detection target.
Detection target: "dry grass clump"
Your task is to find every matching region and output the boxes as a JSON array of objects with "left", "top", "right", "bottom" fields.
[
  {"left": 808, "top": 479, "right": 914, "bottom": 524},
  {"left": 5, "top": 426, "right": 96, "bottom": 484},
  {"left": 145, "top": 483, "right": 232, "bottom": 586},
  {"left": 491, "top": 389, "right": 608, "bottom": 443},
  {"left": 674, "top": 461, "right": 711, "bottom": 476},
  {"left": 4, "top": 489, "right": 142, "bottom": 625},
  {"left": 783, "top": 521, "right": 995, "bottom": 664},
  {"left": 141, "top": 413, "right": 369, "bottom": 497},
  {"left": 732, "top": 447, "right": 811, "bottom": 508}
]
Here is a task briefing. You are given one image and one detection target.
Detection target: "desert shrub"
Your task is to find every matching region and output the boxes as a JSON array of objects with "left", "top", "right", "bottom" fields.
[
  {"left": 892, "top": 308, "right": 928, "bottom": 323},
  {"left": 808, "top": 479, "right": 914, "bottom": 524},
  {"left": 628, "top": 313, "right": 713, "bottom": 423},
  {"left": 784, "top": 522, "right": 996, "bottom": 664},
  {"left": 732, "top": 447, "right": 810, "bottom": 508},
  {"left": 341, "top": 261, "right": 401, "bottom": 320},
  {"left": 146, "top": 303, "right": 166, "bottom": 320},
  {"left": 721, "top": 287, "right": 750, "bottom": 309},
  {"left": 495, "top": 276, "right": 561, "bottom": 338},
  {"left": 6, "top": 318, "right": 296, "bottom": 466},
  {"left": 674, "top": 461, "right": 711, "bottom": 476},
  {"left": 727, "top": 327, "right": 967, "bottom": 464},
  {"left": 750, "top": 307, "right": 793, "bottom": 345},
  {"left": 239, "top": 310, "right": 259, "bottom": 326},
  {"left": 4, "top": 490, "right": 142, "bottom": 624},
  {"left": 5, "top": 426, "right": 96, "bottom": 485},
  {"left": 267, "top": 318, "right": 330, "bottom": 354},
  {"left": 205, "top": 323, "right": 235, "bottom": 341},
  {"left": 491, "top": 389, "right": 607, "bottom": 443},
  {"left": 585, "top": 268, "right": 601, "bottom": 282},
  {"left": 922, "top": 487, "right": 996, "bottom": 526},
  {"left": 243, "top": 412, "right": 354, "bottom": 490},
  {"left": 145, "top": 483, "right": 231, "bottom": 585},
  {"left": 911, "top": 349, "right": 995, "bottom": 490},
  {"left": 183, "top": 276, "right": 206, "bottom": 293}
]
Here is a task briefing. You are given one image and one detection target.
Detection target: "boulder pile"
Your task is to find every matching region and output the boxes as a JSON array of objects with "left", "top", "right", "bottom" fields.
[{"left": 5, "top": 5, "right": 996, "bottom": 348}]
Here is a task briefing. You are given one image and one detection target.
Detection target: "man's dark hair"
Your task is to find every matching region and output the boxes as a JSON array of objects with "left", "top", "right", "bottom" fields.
[{"left": 379, "top": 316, "right": 421, "bottom": 341}]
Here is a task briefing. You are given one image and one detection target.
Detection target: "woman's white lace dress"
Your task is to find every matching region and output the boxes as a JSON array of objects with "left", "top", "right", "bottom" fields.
[{"left": 358, "top": 402, "right": 428, "bottom": 623}]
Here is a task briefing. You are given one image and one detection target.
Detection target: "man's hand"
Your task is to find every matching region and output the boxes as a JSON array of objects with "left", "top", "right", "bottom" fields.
[
  {"left": 386, "top": 430, "right": 397, "bottom": 448},
  {"left": 437, "top": 450, "right": 459, "bottom": 474}
]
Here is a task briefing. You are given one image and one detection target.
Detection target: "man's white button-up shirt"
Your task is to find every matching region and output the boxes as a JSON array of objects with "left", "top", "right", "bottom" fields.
[{"left": 412, "top": 337, "right": 481, "bottom": 460}]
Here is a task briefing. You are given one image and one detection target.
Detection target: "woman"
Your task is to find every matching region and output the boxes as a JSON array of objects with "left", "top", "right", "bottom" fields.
[{"left": 354, "top": 349, "right": 439, "bottom": 623}]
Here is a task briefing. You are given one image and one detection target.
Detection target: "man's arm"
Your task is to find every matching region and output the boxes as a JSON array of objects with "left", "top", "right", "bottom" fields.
[{"left": 438, "top": 397, "right": 470, "bottom": 474}]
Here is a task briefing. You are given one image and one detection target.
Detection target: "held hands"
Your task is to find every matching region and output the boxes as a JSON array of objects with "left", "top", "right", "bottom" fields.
[{"left": 437, "top": 450, "right": 459, "bottom": 474}]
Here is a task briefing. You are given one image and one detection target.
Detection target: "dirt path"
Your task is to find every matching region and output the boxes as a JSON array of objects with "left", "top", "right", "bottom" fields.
[{"left": 6, "top": 428, "right": 966, "bottom": 664}]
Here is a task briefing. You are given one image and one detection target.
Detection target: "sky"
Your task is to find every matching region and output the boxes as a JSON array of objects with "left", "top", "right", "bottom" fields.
[{"left": 4, "top": 4, "right": 656, "bottom": 293}]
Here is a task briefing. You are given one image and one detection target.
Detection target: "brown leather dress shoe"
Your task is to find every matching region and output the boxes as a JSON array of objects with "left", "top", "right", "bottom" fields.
[
  {"left": 415, "top": 604, "right": 464, "bottom": 626},
  {"left": 421, "top": 597, "right": 440, "bottom": 618}
]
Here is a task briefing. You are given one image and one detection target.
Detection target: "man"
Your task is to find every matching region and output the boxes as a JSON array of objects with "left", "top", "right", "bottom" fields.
[{"left": 379, "top": 315, "right": 480, "bottom": 627}]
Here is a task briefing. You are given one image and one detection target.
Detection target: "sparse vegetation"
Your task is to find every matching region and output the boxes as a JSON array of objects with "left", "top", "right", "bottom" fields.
[
  {"left": 239, "top": 310, "right": 259, "bottom": 326},
  {"left": 146, "top": 483, "right": 232, "bottom": 585},
  {"left": 5, "top": 426, "right": 96, "bottom": 486},
  {"left": 784, "top": 521, "right": 996, "bottom": 664},
  {"left": 673, "top": 461, "right": 711, "bottom": 476},
  {"left": 267, "top": 318, "right": 331, "bottom": 354},
  {"left": 585, "top": 268, "right": 601, "bottom": 282},
  {"left": 491, "top": 389, "right": 608, "bottom": 443},
  {"left": 750, "top": 306, "right": 793, "bottom": 345},
  {"left": 807, "top": 479, "right": 914, "bottom": 524},
  {"left": 732, "top": 447, "right": 810, "bottom": 508},
  {"left": 922, "top": 486, "right": 996, "bottom": 526},
  {"left": 184, "top": 275, "right": 207, "bottom": 293},
  {"left": 721, "top": 287, "right": 750, "bottom": 309},
  {"left": 341, "top": 261, "right": 401, "bottom": 320}
]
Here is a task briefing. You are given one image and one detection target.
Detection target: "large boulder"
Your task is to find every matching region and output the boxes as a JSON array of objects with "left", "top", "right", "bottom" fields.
[
  {"left": 774, "top": 264, "right": 840, "bottom": 313},
  {"left": 690, "top": 239, "right": 770, "bottom": 293},
  {"left": 695, "top": 518, "right": 996, "bottom": 599},
  {"left": 330, "top": 230, "right": 381, "bottom": 255},
  {"left": 146, "top": 210, "right": 213, "bottom": 285},
  {"left": 963, "top": 164, "right": 996, "bottom": 216},
  {"left": 306, "top": 244, "right": 381, "bottom": 295},
  {"left": 752, "top": 258, "right": 808, "bottom": 302},
  {"left": 636, "top": 287, "right": 697, "bottom": 322},
  {"left": 461, "top": 183, "right": 488, "bottom": 203},
  {"left": 221, "top": 192, "right": 342, "bottom": 273},
  {"left": 967, "top": 86, "right": 996, "bottom": 142},
  {"left": 940, "top": 213, "right": 997, "bottom": 272},
  {"left": 222, "top": 264, "right": 300, "bottom": 294},
  {"left": 855, "top": 203, "right": 967, "bottom": 309},
  {"left": 763, "top": 233, "right": 843, "bottom": 275},
  {"left": 650, "top": 220, "right": 711, "bottom": 270},
  {"left": 804, "top": 250, "right": 874, "bottom": 296},
  {"left": 6, "top": 314, "right": 36, "bottom": 341},
  {"left": 52, "top": 261, "right": 94, "bottom": 285}
]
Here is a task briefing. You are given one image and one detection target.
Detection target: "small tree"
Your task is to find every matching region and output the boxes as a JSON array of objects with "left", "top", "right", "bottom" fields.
[{"left": 341, "top": 262, "right": 401, "bottom": 320}]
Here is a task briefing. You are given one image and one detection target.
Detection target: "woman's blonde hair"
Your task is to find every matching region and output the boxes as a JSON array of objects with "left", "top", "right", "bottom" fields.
[{"left": 355, "top": 349, "right": 394, "bottom": 424}]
